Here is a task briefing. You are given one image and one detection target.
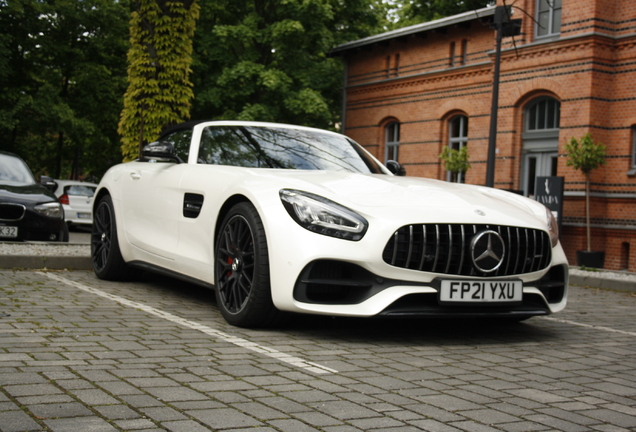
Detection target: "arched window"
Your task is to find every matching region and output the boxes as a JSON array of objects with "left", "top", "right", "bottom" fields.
[
  {"left": 446, "top": 115, "right": 468, "bottom": 183},
  {"left": 385, "top": 122, "right": 400, "bottom": 162},
  {"left": 525, "top": 97, "right": 560, "bottom": 131},
  {"left": 521, "top": 96, "right": 561, "bottom": 195}
]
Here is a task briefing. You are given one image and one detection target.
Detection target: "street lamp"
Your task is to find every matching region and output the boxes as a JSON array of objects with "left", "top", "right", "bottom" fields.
[{"left": 486, "top": 6, "right": 521, "bottom": 188}]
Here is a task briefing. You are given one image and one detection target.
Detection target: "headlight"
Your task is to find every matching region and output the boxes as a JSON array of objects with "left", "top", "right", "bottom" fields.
[
  {"left": 34, "top": 202, "right": 64, "bottom": 219},
  {"left": 280, "top": 189, "right": 368, "bottom": 241},
  {"left": 545, "top": 206, "right": 559, "bottom": 247}
]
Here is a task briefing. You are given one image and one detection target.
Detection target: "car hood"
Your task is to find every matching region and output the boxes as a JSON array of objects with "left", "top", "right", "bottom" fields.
[
  {"left": 0, "top": 183, "right": 59, "bottom": 205},
  {"left": 255, "top": 170, "right": 547, "bottom": 229}
]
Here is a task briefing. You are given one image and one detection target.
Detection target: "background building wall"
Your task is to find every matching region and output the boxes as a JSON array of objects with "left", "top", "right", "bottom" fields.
[{"left": 338, "top": 0, "right": 636, "bottom": 271}]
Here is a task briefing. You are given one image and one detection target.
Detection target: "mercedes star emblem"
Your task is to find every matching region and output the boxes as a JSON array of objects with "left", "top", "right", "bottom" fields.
[{"left": 471, "top": 230, "right": 505, "bottom": 273}]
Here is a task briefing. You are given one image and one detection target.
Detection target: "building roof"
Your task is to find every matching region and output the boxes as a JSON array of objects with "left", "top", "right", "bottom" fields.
[{"left": 331, "top": 6, "right": 496, "bottom": 55}]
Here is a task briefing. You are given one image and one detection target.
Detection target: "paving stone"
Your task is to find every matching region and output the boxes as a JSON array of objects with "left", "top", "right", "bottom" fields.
[
  {"left": 43, "top": 416, "right": 117, "bottom": 432},
  {"left": 94, "top": 404, "right": 142, "bottom": 420},
  {"left": 159, "top": 420, "right": 218, "bottom": 432},
  {"left": 0, "top": 410, "right": 43, "bottom": 432},
  {"left": 187, "top": 407, "right": 263, "bottom": 429},
  {"left": 28, "top": 402, "right": 93, "bottom": 419},
  {"left": 144, "top": 386, "right": 208, "bottom": 402},
  {"left": 140, "top": 406, "right": 188, "bottom": 421}
]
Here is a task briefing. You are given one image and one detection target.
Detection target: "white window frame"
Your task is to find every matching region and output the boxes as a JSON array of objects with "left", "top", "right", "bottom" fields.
[
  {"left": 385, "top": 122, "right": 400, "bottom": 163},
  {"left": 632, "top": 126, "right": 636, "bottom": 167},
  {"left": 447, "top": 115, "right": 468, "bottom": 183},
  {"left": 536, "top": 0, "right": 562, "bottom": 39},
  {"left": 629, "top": 125, "right": 636, "bottom": 177}
]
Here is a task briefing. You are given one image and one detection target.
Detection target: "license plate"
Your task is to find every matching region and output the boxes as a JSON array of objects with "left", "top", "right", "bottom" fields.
[
  {"left": 439, "top": 280, "right": 523, "bottom": 303},
  {"left": 77, "top": 212, "right": 91, "bottom": 219},
  {"left": 0, "top": 226, "right": 18, "bottom": 238}
]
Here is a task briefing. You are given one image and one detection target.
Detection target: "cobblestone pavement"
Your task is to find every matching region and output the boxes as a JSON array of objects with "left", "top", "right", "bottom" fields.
[{"left": 1, "top": 269, "right": 635, "bottom": 432}]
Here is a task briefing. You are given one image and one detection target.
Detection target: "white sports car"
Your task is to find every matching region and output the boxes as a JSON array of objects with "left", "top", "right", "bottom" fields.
[{"left": 92, "top": 121, "right": 568, "bottom": 327}]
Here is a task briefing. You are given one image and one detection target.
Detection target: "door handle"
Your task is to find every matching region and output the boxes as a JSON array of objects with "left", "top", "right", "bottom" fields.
[{"left": 130, "top": 172, "right": 141, "bottom": 180}]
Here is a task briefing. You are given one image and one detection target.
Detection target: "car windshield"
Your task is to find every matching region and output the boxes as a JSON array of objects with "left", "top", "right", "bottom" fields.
[
  {"left": 197, "top": 126, "right": 385, "bottom": 174},
  {"left": 0, "top": 154, "right": 36, "bottom": 186}
]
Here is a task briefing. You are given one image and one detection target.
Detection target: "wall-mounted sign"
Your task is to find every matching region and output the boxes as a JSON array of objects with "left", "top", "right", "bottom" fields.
[{"left": 534, "top": 176, "right": 564, "bottom": 238}]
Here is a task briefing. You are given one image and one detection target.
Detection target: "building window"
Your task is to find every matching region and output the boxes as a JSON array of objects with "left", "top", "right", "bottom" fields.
[
  {"left": 521, "top": 96, "right": 561, "bottom": 195},
  {"left": 629, "top": 126, "right": 636, "bottom": 177},
  {"left": 447, "top": 115, "right": 468, "bottom": 183},
  {"left": 525, "top": 97, "right": 560, "bottom": 131},
  {"left": 536, "top": 0, "right": 562, "bottom": 38},
  {"left": 460, "top": 39, "right": 468, "bottom": 65},
  {"left": 385, "top": 122, "right": 400, "bottom": 162},
  {"left": 449, "top": 42, "right": 456, "bottom": 67},
  {"left": 632, "top": 126, "right": 636, "bottom": 167}
]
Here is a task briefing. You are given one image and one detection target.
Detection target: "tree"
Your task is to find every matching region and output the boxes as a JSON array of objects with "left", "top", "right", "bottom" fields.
[
  {"left": 391, "top": 0, "right": 494, "bottom": 28},
  {"left": 0, "top": 0, "right": 130, "bottom": 180},
  {"left": 565, "top": 133, "right": 606, "bottom": 252},
  {"left": 118, "top": 0, "right": 200, "bottom": 161},
  {"left": 190, "top": 0, "right": 385, "bottom": 129},
  {"left": 439, "top": 146, "right": 471, "bottom": 183}
]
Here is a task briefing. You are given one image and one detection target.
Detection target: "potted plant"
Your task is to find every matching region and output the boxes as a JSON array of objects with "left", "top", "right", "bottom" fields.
[
  {"left": 565, "top": 133, "right": 607, "bottom": 268},
  {"left": 439, "top": 146, "right": 471, "bottom": 183}
]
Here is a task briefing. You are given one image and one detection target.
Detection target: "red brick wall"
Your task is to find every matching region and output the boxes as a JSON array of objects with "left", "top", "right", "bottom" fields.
[{"left": 339, "top": 0, "right": 636, "bottom": 271}]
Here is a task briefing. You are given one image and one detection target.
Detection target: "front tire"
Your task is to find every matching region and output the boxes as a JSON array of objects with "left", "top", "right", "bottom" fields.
[
  {"left": 214, "top": 202, "right": 279, "bottom": 328},
  {"left": 91, "top": 194, "right": 129, "bottom": 280}
]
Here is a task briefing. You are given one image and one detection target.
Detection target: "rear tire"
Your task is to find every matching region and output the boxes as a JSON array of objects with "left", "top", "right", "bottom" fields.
[
  {"left": 91, "top": 194, "right": 130, "bottom": 280},
  {"left": 214, "top": 202, "right": 279, "bottom": 328}
]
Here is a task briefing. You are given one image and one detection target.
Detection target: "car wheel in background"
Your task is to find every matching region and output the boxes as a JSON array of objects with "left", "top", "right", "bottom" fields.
[
  {"left": 92, "top": 194, "right": 129, "bottom": 280},
  {"left": 214, "top": 202, "right": 279, "bottom": 328}
]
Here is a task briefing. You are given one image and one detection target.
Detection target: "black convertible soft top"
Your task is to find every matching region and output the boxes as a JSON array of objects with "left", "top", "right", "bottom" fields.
[{"left": 158, "top": 120, "right": 208, "bottom": 140}]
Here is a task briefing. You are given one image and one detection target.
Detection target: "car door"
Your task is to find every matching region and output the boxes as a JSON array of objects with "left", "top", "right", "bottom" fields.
[{"left": 119, "top": 129, "right": 193, "bottom": 261}]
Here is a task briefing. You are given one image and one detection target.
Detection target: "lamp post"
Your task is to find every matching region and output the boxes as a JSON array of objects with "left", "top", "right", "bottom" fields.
[{"left": 486, "top": 6, "right": 521, "bottom": 188}]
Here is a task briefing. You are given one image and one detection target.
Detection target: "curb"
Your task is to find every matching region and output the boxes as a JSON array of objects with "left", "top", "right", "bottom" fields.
[
  {"left": 1, "top": 255, "right": 92, "bottom": 270},
  {"left": 569, "top": 272, "right": 636, "bottom": 293}
]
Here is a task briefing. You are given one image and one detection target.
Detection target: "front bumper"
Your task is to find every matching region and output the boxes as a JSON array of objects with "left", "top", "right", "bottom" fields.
[{"left": 292, "top": 260, "right": 567, "bottom": 318}]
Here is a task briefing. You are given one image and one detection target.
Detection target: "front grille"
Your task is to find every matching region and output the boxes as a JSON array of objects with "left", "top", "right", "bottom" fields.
[
  {"left": 383, "top": 224, "right": 552, "bottom": 277},
  {"left": 0, "top": 203, "right": 26, "bottom": 221}
]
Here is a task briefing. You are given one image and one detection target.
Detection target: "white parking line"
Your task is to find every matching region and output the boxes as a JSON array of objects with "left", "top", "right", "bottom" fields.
[
  {"left": 40, "top": 272, "right": 338, "bottom": 375},
  {"left": 541, "top": 316, "right": 636, "bottom": 337}
]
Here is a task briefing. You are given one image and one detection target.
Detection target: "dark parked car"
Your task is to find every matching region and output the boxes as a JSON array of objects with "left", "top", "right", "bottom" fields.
[{"left": 0, "top": 151, "right": 68, "bottom": 242}]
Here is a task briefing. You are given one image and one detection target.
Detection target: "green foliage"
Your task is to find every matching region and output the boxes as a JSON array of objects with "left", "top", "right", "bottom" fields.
[
  {"left": 118, "top": 0, "right": 200, "bottom": 161},
  {"left": 0, "top": 0, "right": 130, "bottom": 179},
  {"left": 565, "top": 133, "right": 606, "bottom": 175},
  {"left": 565, "top": 133, "right": 606, "bottom": 252},
  {"left": 391, "top": 0, "right": 494, "bottom": 28},
  {"left": 190, "top": 0, "right": 384, "bottom": 129},
  {"left": 439, "top": 146, "right": 471, "bottom": 175}
]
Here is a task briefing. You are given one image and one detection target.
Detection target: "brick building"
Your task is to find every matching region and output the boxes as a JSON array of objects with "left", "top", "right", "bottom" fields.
[{"left": 332, "top": 0, "right": 636, "bottom": 272}]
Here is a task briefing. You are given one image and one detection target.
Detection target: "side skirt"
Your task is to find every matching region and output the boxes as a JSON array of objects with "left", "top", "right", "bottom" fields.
[{"left": 127, "top": 260, "right": 215, "bottom": 290}]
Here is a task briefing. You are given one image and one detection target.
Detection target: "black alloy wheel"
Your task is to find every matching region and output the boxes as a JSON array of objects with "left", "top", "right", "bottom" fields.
[
  {"left": 91, "top": 194, "right": 128, "bottom": 280},
  {"left": 215, "top": 202, "right": 278, "bottom": 327}
]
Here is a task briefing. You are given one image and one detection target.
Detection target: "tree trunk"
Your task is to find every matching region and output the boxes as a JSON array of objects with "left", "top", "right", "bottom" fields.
[{"left": 585, "top": 173, "right": 591, "bottom": 252}]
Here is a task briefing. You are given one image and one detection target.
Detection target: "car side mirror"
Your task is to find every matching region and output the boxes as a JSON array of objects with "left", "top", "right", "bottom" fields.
[
  {"left": 142, "top": 141, "right": 183, "bottom": 163},
  {"left": 40, "top": 175, "right": 57, "bottom": 192},
  {"left": 385, "top": 160, "right": 406, "bottom": 176}
]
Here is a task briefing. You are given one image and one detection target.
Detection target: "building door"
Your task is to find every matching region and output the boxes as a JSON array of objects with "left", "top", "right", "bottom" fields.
[
  {"left": 521, "top": 96, "right": 561, "bottom": 196},
  {"left": 522, "top": 151, "right": 558, "bottom": 196}
]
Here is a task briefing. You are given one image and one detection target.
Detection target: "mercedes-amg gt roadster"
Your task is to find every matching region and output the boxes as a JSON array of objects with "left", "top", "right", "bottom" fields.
[{"left": 91, "top": 121, "right": 568, "bottom": 327}]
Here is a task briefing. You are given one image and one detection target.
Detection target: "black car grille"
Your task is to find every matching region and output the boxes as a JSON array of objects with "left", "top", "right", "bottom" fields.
[
  {"left": 383, "top": 224, "right": 552, "bottom": 277},
  {"left": 0, "top": 203, "right": 26, "bottom": 221}
]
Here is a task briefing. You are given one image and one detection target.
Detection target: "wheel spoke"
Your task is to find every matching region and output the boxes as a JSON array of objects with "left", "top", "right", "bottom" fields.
[
  {"left": 91, "top": 201, "right": 113, "bottom": 272},
  {"left": 216, "top": 214, "right": 256, "bottom": 314}
]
